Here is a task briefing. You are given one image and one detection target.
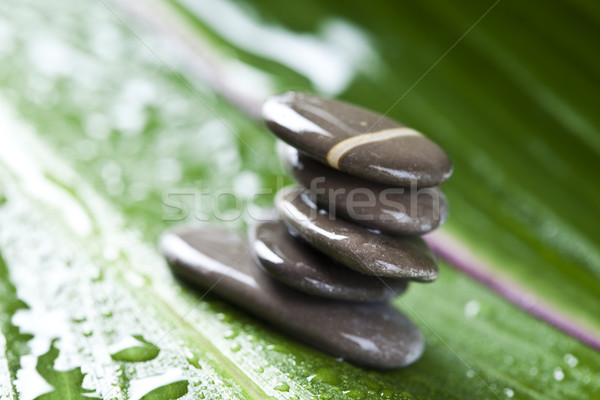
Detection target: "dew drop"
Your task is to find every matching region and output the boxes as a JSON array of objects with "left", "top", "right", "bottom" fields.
[
  {"left": 312, "top": 367, "right": 340, "bottom": 385},
  {"left": 223, "top": 329, "right": 238, "bottom": 339},
  {"left": 274, "top": 382, "right": 290, "bottom": 392},
  {"left": 110, "top": 335, "right": 160, "bottom": 362},
  {"left": 563, "top": 353, "right": 578, "bottom": 368},
  {"left": 230, "top": 343, "right": 241, "bottom": 353},
  {"left": 464, "top": 300, "right": 480, "bottom": 318},
  {"left": 344, "top": 388, "right": 367, "bottom": 398},
  {"left": 129, "top": 369, "right": 188, "bottom": 400},
  {"left": 186, "top": 352, "right": 202, "bottom": 369},
  {"left": 503, "top": 388, "right": 514, "bottom": 398},
  {"left": 466, "top": 370, "right": 475, "bottom": 378},
  {"left": 553, "top": 367, "right": 565, "bottom": 381},
  {"left": 233, "top": 171, "right": 261, "bottom": 199}
]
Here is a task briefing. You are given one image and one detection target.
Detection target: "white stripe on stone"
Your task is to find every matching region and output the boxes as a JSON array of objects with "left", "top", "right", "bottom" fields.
[{"left": 326, "top": 128, "right": 421, "bottom": 169}]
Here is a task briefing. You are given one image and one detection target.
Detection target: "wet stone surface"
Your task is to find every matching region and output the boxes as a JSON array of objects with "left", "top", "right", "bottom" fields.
[
  {"left": 275, "top": 186, "right": 439, "bottom": 281},
  {"left": 277, "top": 141, "right": 449, "bottom": 235},
  {"left": 263, "top": 91, "right": 453, "bottom": 187},
  {"left": 160, "top": 226, "right": 424, "bottom": 369},
  {"left": 250, "top": 219, "right": 408, "bottom": 302}
]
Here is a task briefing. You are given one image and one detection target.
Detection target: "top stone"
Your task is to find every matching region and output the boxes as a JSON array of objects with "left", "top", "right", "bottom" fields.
[{"left": 263, "top": 92, "right": 453, "bottom": 187}]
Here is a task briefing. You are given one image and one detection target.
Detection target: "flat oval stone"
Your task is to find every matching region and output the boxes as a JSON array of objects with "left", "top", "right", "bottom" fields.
[
  {"left": 160, "top": 226, "right": 424, "bottom": 368},
  {"left": 278, "top": 142, "right": 449, "bottom": 235},
  {"left": 250, "top": 219, "right": 408, "bottom": 302},
  {"left": 275, "top": 186, "right": 439, "bottom": 281},
  {"left": 263, "top": 92, "right": 452, "bottom": 187}
]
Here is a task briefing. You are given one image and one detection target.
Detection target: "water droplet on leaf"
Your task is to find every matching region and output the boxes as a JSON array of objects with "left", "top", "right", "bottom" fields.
[
  {"left": 563, "top": 353, "right": 578, "bottom": 368},
  {"left": 464, "top": 300, "right": 480, "bottom": 318},
  {"left": 110, "top": 335, "right": 160, "bottom": 362},
  {"left": 553, "top": 367, "right": 565, "bottom": 381},
  {"left": 274, "top": 382, "right": 290, "bottom": 392}
]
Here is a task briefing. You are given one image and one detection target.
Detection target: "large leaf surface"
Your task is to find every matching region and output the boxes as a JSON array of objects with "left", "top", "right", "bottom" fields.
[{"left": 0, "top": 0, "right": 598, "bottom": 399}]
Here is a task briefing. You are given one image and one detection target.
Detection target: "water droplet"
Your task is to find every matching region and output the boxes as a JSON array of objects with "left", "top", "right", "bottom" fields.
[
  {"left": 312, "top": 367, "right": 340, "bottom": 385},
  {"left": 529, "top": 367, "right": 538, "bottom": 376},
  {"left": 110, "top": 335, "right": 160, "bottom": 362},
  {"left": 216, "top": 312, "right": 232, "bottom": 322},
  {"left": 563, "top": 353, "right": 578, "bottom": 368},
  {"left": 230, "top": 343, "right": 241, "bottom": 353},
  {"left": 186, "top": 352, "right": 202, "bottom": 369},
  {"left": 223, "top": 329, "right": 238, "bottom": 339},
  {"left": 233, "top": 171, "right": 261, "bottom": 199},
  {"left": 504, "top": 388, "right": 514, "bottom": 398},
  {"left": 344, "top": 388, "right": 367, "bottom": 398},
  {"left": 466, "top": 370, "right": 475, "bottom": 378},
  {"left": 464, "top": 300, "right": 480, "bottom": 318},
  {"left": 553, "top": 367, "right": 565, "bottom": 381},
  {"left": 129, "top": 369, "right": 188, "bottom": 400},
  {"left": 274, "top": 382, "right": 290, "bottom": 392}
]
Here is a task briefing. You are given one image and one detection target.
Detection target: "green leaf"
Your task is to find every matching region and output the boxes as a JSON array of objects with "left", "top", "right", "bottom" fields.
[
  {"left": 0, "top": 0, "right": 599, "bottom": 399},
  {"left": 138, "top": 380, "right": 188, "bottom": 400},
  {"left": 34, "top": 339, "right": 100, "bottom": 400},
  {"left": 109, "top": 335, "right": 160, "bottom": 362},
  {"left": 0, "top": 253, "right": 33, "bottom": 396}
]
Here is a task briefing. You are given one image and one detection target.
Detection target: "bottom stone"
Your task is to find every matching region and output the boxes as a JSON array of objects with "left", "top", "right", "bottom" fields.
[{"left": 160, "top": 225, "right": 424, "bottom": 369}]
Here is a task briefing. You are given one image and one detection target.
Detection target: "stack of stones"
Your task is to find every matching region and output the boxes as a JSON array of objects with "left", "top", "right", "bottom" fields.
[
  {"left": 161, "top": 92, "right": 452, "bottom": 369},
  {"left": 257, "top": 92, "right": 452, "bottom": 356}
]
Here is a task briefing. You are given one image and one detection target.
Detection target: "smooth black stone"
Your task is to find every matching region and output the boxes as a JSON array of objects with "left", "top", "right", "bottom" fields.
[
  {"left": 263, "top": 92, "right": 452, "bottom": 187},
  {"left": 278, "top": 142, "right": 449, "bottom": 235},
  {"left": 250, "top": 219, "right": 408, "bottom": 302},
  {"left": 276, "top": 186, "right": 439, "bottom": 281},
  {"left": 160, "top": 226, "right": 424, "bottom": 369}
]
